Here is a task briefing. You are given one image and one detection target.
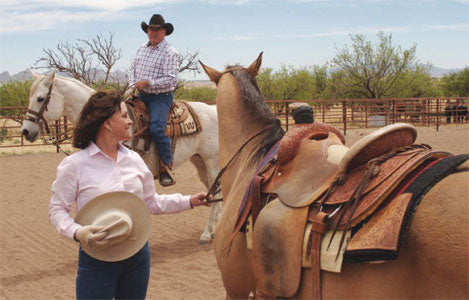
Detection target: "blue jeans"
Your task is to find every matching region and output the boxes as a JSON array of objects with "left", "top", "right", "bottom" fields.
[
  {"left": 139, "top": 92, "right": 173, "bottom": 166},
  {"left": 76, "top": 242, "right": 150, "bottom": 300}
]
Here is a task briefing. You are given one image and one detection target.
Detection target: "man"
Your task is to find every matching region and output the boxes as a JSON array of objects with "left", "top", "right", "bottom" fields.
[{"left": 129, "top": 14, "right": 180, "bottom": 186}]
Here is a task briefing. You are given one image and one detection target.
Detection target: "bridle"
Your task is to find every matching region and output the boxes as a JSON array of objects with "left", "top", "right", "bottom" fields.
[
  {"left": 25, "top": 81, "right": 54, "bottom": 134},
  {"left": 24, "top": 80, "right": 72, "bottom": 155}
]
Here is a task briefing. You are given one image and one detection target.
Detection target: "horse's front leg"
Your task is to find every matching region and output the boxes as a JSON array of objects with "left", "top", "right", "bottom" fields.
[
  {"left": 195, "top": 157, "right": 222, "bottom": 244},
  {"left": 199, "top": 201, "right": 222, "bottom": 244}
]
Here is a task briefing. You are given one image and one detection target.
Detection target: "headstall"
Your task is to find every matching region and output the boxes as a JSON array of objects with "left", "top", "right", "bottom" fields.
[{"left": 25, "top": 81, "right": 54, "bottom": 134}]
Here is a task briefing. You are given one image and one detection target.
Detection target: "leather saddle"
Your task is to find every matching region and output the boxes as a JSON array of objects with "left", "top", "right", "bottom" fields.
[
  {"left": 240, "top": 122, "right": 454, "bottom": 299},
  {"left": 125, "top": 98, "right": 202, "bottom": 154}
]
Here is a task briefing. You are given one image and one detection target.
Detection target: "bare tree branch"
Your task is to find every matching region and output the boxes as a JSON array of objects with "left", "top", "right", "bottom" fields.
[{"left": 79, "top": 32, "right": 122, "bottom": 84}]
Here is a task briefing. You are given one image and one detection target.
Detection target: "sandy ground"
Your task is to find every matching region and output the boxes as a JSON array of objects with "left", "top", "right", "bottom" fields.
[{"left": 0, "top": 124, "right": 468, "bottom": 299}]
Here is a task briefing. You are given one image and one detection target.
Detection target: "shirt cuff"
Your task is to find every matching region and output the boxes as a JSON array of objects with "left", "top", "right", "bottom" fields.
[
  {"left": 68, "top": 223, "right": 82, "bottom": 241},
  {"left": 182, "top": 195, "right": 192, "bottom": 210}
]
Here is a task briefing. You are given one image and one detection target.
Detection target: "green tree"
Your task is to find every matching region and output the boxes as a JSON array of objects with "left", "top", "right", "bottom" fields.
[
  {"left": 257, "top": 65, "right": 329, "bottom": 101},
  {"left": 0, "top": 80, "right": 32, "bottom": 123},
  {"left": 331, "top": 31, "right": 418, "bottom": 99},
  {"left": 174, "top": 86, "right": 216, "bottom": 102},
  {"left": 440, "top": 67, "right": 469, "bottom": 97},
  {"left": 257, "top": 67, "right": 275, "bottom": 100},
  {"left": 394, "top": 64, "right": 442, "bottom": 98}
]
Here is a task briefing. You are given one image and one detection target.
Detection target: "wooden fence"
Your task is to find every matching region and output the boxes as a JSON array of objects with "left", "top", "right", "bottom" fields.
[{"left": 1, "top": 97, "right": 468, "bottom": 150}]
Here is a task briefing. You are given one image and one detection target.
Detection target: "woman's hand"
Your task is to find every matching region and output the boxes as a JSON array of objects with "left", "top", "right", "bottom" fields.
[
  {"left": 74, "top": 225, "right": 109, "bottom": 248},
  {"left": 189, "top": 192, "right": 212, "bottom": 208}
]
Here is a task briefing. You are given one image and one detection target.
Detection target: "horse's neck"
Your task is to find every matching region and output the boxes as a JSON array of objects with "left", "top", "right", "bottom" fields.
[
  {"left": 55, "top": 78, "right": 94, "bottom": 124},
  {"left": 216, "top": 77, "right": 265, "bottom": 166}
]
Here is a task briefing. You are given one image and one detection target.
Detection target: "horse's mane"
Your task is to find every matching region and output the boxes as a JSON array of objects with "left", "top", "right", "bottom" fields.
[
  {"left": 227, "top": 65, "right": 285, "bottom": 163},
  {"left": 30, "top": 73, "right": 94, "bottom": 97}
]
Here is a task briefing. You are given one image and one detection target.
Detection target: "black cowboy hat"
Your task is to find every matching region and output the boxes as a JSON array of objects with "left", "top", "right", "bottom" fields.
[{"left": 141, "top": 14, "right": 174, "bottom": 36}]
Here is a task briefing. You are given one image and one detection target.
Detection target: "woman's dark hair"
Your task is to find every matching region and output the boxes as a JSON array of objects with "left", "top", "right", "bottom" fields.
[{"left": 73, "top": 91, "right": 123, "bottom": 149}]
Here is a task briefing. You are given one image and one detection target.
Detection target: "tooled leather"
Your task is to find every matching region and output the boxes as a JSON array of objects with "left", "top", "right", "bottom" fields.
[
  {"left": 346, "top": 193, "right": 413, "bottom": 252},
  {"left": 326, "top": 150, "right": 451, "bottom": 228},
  {"left": 346, "top": 129, "right": 417, "bottom": 172}
]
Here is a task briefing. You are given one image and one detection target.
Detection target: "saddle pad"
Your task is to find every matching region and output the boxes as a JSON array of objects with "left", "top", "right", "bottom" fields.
[
  {"left": 252, "top": 199, "right": 309, "bottom": 298},
  {"left": 320, "top": 229, "right": 351, "bottom": 273},
  {"left": 165, "top": 100, "right": 202, "bottom": 136},
  {"left": 327, "top": 150, "right": 451, "bottom": 228},
  {"left": 263, "top": 133, "right": 344, "bottom": 208}
]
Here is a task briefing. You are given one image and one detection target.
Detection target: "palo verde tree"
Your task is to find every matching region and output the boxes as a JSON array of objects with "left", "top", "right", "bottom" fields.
[
  {"left": 440, "top": 67, "right": 469, "bottom": 97},
  {"left": 331, "top": 31, "right": 418, "bottom": 99}
]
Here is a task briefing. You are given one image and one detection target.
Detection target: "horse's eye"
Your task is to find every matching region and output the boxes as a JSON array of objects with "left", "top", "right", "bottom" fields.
[{"left": 37, "top": 97, "right": 44, "bottom": 102}]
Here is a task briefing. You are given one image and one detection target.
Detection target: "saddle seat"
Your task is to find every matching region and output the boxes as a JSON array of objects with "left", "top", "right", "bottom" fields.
[{"left": 248, "top": 123, "right": 453, "bottom": 299}]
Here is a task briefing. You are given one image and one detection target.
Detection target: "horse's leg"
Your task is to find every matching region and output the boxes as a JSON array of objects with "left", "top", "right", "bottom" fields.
[{"left": 190, "top": 154, "right": 221, "bottom": 244}]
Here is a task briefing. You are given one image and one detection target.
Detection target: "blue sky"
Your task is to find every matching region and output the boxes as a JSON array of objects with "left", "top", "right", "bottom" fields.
[{"left": 1, "top": 0, "right": 468, "bottom": 80}]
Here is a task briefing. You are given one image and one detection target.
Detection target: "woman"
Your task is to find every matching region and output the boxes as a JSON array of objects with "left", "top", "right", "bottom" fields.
[{"left": 48, "top": 91, "right": 210, "bottom": 299}]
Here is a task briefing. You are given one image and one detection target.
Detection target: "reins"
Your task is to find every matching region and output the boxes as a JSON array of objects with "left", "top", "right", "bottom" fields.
[{"left": 204, "top": 126, "right": 273, "bottom": 203}]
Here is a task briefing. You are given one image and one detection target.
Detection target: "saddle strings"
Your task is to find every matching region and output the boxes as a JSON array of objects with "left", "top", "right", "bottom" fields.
[{"left": 324, "top": 143, "right": 433, "bottom": 259}]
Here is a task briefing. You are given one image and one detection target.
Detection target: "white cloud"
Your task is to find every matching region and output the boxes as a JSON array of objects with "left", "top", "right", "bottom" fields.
[
  {"left": 213, "top": 34, "right": 257, "bottom": 40},
  {"left": 1, "top": 0, "right": 181, "bottom": 12},
  {"left": 0, "top": 0, "right": 257, "bottom": 33},
  {"left": 213, "top": 26, "right": 408, "bottom": 40},
  {"left": 0, "top": 0, "right": 182, "bottom": 33},
  {"left": 429, "top": 23, "right": 469, "bottom": 31},
  {"left": 0, "top": 9, "right": 123, "bottom": 33}
]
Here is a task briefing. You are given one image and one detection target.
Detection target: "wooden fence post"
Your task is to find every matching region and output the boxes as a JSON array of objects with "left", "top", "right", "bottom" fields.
[
  {"left": 342, "top": 100, "right": 347, "bottom": 135},
  {"left": 55, "top": 119, "right": 60, "bottom": 153},
  {"left": 322, "top": 99, "right": 325, "bottom": 122}
]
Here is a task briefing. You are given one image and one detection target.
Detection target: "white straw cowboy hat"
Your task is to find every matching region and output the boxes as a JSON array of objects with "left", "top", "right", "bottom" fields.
[{"left": 75, "top": 191, "right": 151, "bottom": 262}]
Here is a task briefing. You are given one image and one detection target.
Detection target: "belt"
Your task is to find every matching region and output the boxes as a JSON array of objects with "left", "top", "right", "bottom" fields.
[{"left": 140, "top": 91, "right": 172, "bottom": 96}]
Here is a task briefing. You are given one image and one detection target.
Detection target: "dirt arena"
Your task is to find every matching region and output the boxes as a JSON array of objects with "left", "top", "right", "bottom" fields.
[{"left": 1, "top": 125, "right": 468, "bottom": 299}]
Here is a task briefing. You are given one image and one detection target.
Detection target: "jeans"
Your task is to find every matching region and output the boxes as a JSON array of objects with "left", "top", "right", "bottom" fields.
[
  {"left": 76, "top": 242, "right": 150, "bottom": 300},
  {"left": 139, "top": 92, "right": 173, "bottom": 166}
]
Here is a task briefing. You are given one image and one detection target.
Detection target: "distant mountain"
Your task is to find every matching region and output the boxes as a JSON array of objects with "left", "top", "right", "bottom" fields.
[
  {"left": 0, "top": 66, "right": 464, "bottom": 84},
  {"left": 429, "top": 66, "right": 461, "bottom": 78},
  {"left": 0, "top": 71, "right": 10, "bottom": 83},
  {"left": 0, "top": 68, "right": 129, "bottom": 84}
]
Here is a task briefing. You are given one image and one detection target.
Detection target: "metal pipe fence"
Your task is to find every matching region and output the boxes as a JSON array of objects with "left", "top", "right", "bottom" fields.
[
  {"left": 1, "top": 97, "right": 468, "bottom": 149},
  {"left": 0, "top": 106, "right": 72, "bottom": 152}
]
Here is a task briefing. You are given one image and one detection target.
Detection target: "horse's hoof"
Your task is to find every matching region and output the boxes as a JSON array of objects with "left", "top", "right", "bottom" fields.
[{"left": 199, "top": 235, "right": 212, "bottom": 244}]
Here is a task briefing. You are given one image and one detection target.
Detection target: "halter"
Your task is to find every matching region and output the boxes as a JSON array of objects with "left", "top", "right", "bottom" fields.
[{"left": 25, "top": 81, "right": 54, "bottom": 134}]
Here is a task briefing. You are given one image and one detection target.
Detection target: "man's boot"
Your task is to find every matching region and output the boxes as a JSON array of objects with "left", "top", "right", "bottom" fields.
[{"left": 159, "top": 160, "right": 175, "bottom": 187}]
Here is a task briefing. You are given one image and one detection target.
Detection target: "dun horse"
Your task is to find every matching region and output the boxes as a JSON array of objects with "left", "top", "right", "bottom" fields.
[
  {"left": 200, "top": 53, "right": 468, "bottom": 299},
  {"left": 21, "top": 70, "right": 221, "bottom": 244}
]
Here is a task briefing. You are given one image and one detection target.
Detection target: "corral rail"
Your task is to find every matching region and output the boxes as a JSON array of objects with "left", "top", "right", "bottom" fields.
[{"left": 1, "top": 97, "right": 468, "bottom": 149}]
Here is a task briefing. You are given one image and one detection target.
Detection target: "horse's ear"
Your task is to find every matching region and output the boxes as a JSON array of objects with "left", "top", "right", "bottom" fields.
[
  {"left": 43, "top": 69, "right": 56, "bottom": 85},
  {"left": 246, "top": 52, "right": 263, "bottom": 77},
  {"left": 199, "top": 61, "right": 222, "bottom": 84},
  {"left": 30, "top": 69, "right": 41, "bottom": 80}
]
